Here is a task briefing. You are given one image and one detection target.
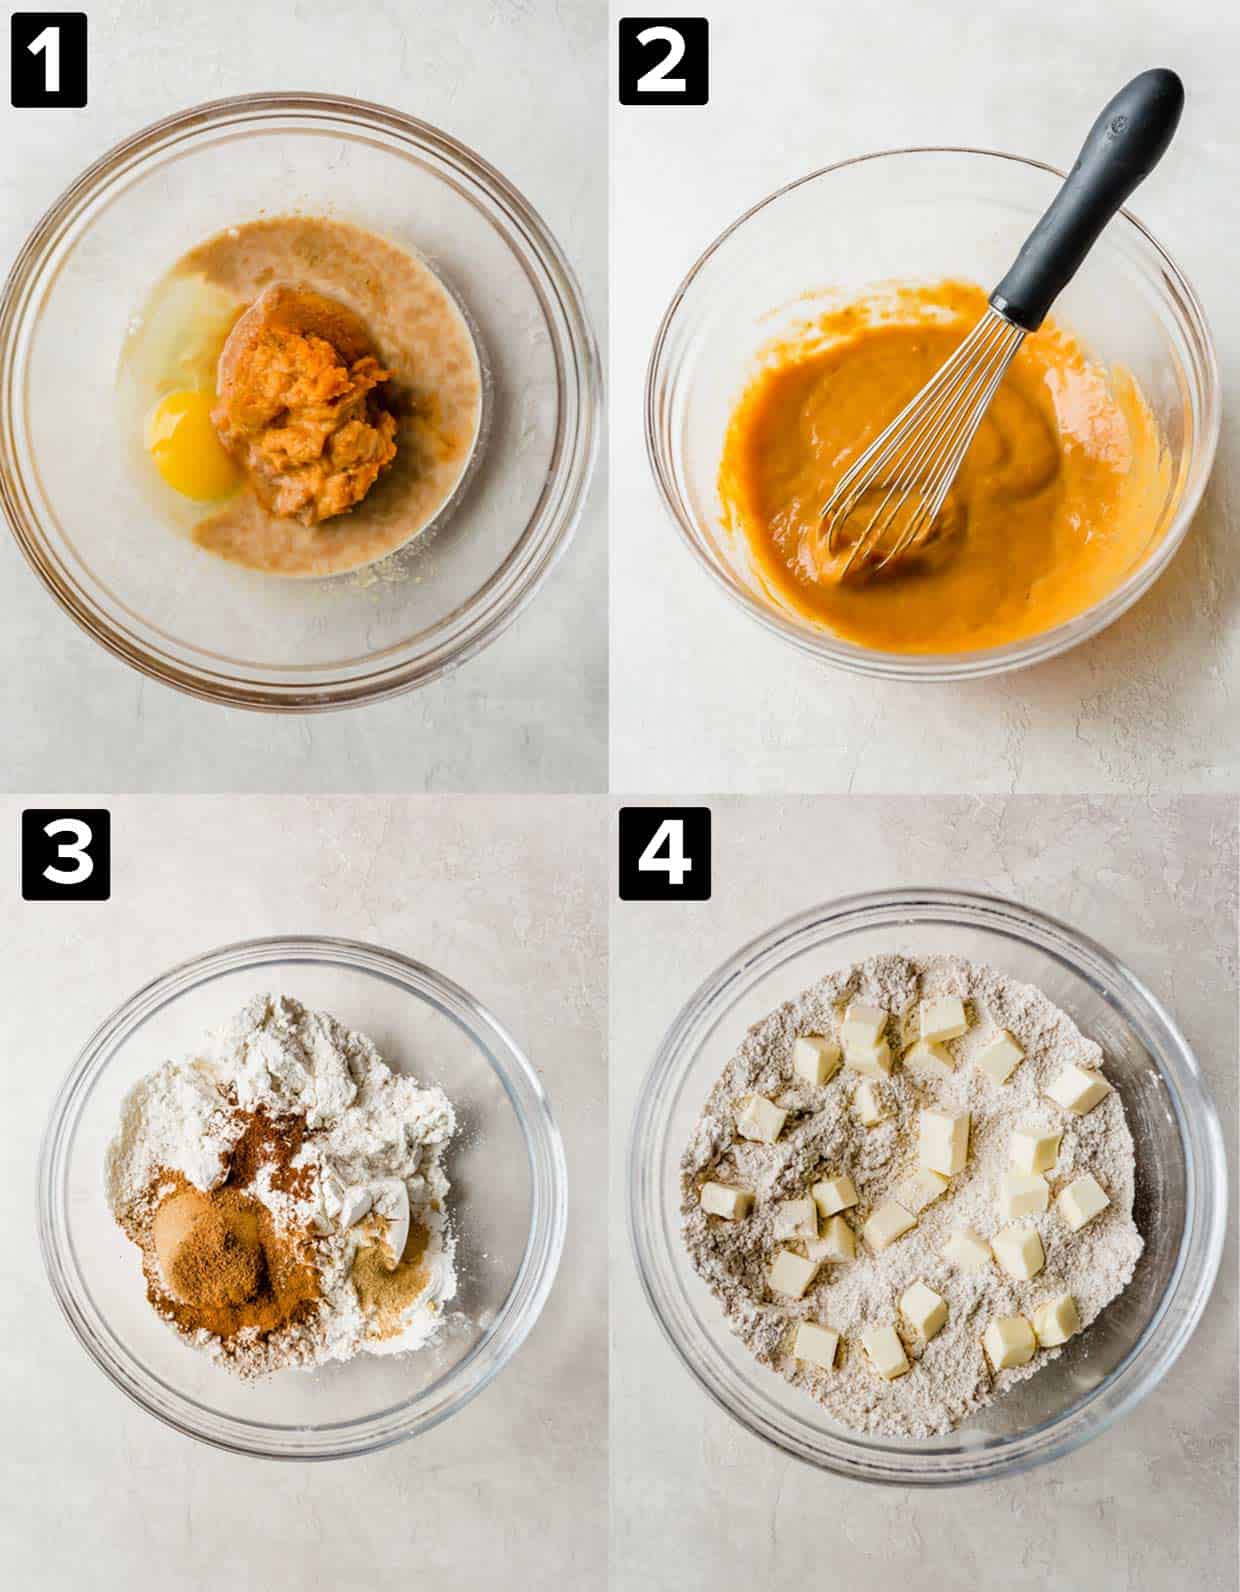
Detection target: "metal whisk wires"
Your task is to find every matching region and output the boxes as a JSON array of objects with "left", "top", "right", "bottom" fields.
[{"left": 821, "top": 307, "right": 1026, "bottom": 577}]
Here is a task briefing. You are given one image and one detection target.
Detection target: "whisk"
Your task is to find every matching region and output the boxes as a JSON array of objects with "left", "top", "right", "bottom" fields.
[{"left": 821, "top": 69, "right": 1185, "bottom": 578}]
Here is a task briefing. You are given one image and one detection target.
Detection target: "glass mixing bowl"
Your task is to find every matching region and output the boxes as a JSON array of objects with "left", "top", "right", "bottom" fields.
[
  {"left": 0, "top": 93, "right": 600, "bottom": 709},
  {"left": 38, "top": 936, "right": 567, "bottom": 1459},
  {"left": 646, "top": 148, "right": 1219, "bottom": 681},
  {"left": 628, "top": 890, "right": 1225, "bottom": 1484}
]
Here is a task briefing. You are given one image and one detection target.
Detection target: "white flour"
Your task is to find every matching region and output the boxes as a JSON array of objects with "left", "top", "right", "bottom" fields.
[{"left": 681, "top": 954, "right": 1143, "bottom": 1438}]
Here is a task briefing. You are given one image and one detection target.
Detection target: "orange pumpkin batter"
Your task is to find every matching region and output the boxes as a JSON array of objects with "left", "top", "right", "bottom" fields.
[{"left": 718, "top": 282, "right": 1171, "bottom": 654}]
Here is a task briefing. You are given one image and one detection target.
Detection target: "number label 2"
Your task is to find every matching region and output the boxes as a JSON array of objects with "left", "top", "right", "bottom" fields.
[
  {"left": 619, "top": 807, "right": 711, "bottom": 900},
  {"left": 618, "top": 18, "right": 709, "bottom": 106}
]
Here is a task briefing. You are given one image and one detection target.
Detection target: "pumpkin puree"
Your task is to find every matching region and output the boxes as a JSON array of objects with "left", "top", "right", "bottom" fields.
[{"left": 718, "top": 282, "right": 1172, "bottom": 654}]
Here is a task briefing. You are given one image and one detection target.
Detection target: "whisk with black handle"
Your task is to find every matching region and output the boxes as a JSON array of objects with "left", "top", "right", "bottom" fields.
[{"left": 821, "top": 69, "right": 1185, "bottom": 578}]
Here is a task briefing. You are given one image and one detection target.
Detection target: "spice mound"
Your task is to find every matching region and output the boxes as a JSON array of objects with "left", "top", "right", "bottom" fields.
[{"left": 106, "top": 994, "right": 458, "bottom": 1377}]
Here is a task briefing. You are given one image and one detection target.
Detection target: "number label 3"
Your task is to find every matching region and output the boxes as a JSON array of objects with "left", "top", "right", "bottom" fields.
[
  {"left": 619, "top": 807, "right": 711, "bottom": 901},
  {"left": 618, "top": 18, "right": 709, "bottom": 106},
  {"left": 21, "top": 809, "right": 111, "bottom": 900}
]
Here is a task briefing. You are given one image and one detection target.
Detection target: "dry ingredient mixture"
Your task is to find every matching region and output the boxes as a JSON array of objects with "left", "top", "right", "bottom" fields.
[
  {"left": 681, "top": 954, "right": 1143, "bottom": 1438},
  {"left": 106, "top": 994, "right": 458, "bottom": 1377}
]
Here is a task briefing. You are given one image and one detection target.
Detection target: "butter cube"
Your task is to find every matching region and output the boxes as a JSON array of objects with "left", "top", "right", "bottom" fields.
[
  {"left": 854, "top": 1079, "right": 887, "bottom": 1126},
  {"left": 811, "top": 1174, "right": 858, "bottom": 1218},
  {"left": 900, "top": 1280, "right": 948, "bottom": 1341},
  {"left": 1057, "top": 1173, "right": 1110, "bottom": 1231},
  {"left": 1032, "top": 1293, "right": 1081, "bottom": 1347},
  {"left": 905, "top": 1038, "right": 956, "bottom": 1081},
  {"left": 919, "top": 1107, "right": 970, "bottom": 1176},
  {"left": 792, "top": 1320, "right": 839, "bottom": 1370},
  {"left": 774, "top": 1197, "right": 818, "bottom": 1241},
  {"left": 1010, "top": 1126, "right": 1062, "bottom": 1175},
  {"left": 841, "top": 1002, "right": 887, "bottom": 1052},
  {"left": 920, "top": 996, "right": 969, "bottom": 1043},
  {"left": 977, "top": 1030, "right": 1025, "bottom": 1084},
  {"left": 843, "top": 1038, "right": 893, "bottom": 1079},
  {"left": 1047, "top": 1063, "right": 1113, "bottom": 1116},
  {"left": 991, "top": 1224, "right": 1046, "bottom": 1280},
  {"left": 863, "top": 1199, "right": 916, "bottom": 1251},
  {"left": 983, "top": 1314, "right": 1036, "bottom": 1370},
  {"left": 860, "top": 1323, "right": 910, "bottom": 1380},
  {"left": 943, "top": 1226, "right": 991, "bottom": 1272},
  {"left": 998, "top": 1171, "right": 1049, "bottom": 1220},
  {"left": 736, "top": 1094, "right": 787, "bottom": 1144},
  {"left": 699, "top": 1182, "right": 754, "bottom": 1220},
  {"left": 899, "top": 1168, "right": 949, "bottom": 1214},
  {"left": 792, "top": 1035, "right": 841, "bottom": 1087},
  {"left": 819, "top": 1214, "right": 856, "bottom": 1261},
  {"left": 768, "top": 1249, "right": 819, "bottom": 1299}
]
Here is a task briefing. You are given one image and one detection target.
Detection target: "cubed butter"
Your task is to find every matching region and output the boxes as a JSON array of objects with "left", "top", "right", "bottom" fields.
[
  {"left": 843, "top": 1038, "right": 893, "bottom": 1079},
  {"left": 1047, "top": 1063, "right": 1113, "bottom": 1116},
  {"left": 699, "top": 1182, "right": 754, "bottom": 1220},
  {"left": 811, "top": 1174, "right": 858, "bottom": 1218},
  {"left": 977, "top": 1029, "right": 1025, "bottom": 1084},
  {"left": 919, "top": 1107, "right": 970, "bottom": 1176},
  {"left": 736, "top": 1094, "right": 787, "bottom": 1144},
  {"left": 768, "top": 1249, "right": 819, "bottom": 1299},
  {"left": 990, "top": 1223, "right": 1046, "bottom": 1281},
  {"left": 792, "top": 1320, "right": 839, "bottom": 1371},
  {"left": 920, "top": 995, "right": 969, "bottom": 1043},
  {"left": 943, "top": 1226, "right": 991, "bottom": 1272},
  {"left": 863, "top": 1199, "right": 917, "bottom": 1251},
  {"left": 854, "top": 1079, "right": 887, "bottom": 1126},
  {"left": 792, "top": 1034, "right": 842, "bottom": 1087},
  {"left": 774, "top": 1197, "right": 818, "bottom": 1241},
  {"left": 998, "top": 1170, "right": 1049, "bottom": 1220},
  {"left": 860, "top": 1323, "right": 910, "bottom": 1380},
  {"left": 983, "top": 1314, "right": 1036, "bottom": 1371},
  {"left": 905, "top": 1038, "right": 956, "bottom": 1081},
  {"left": 1010, "top": 1126, "right": 1062, "bottom": 1175},
  {"left": 900, "top": 1280, "right": 948, "bottom": 1340},
  {"left": 899, "top": 1168, "right": 949, "bottom": 1214},
  {"left": 1057, "top": 1173, "right": 1110, "bottom": 1231},
  {"left": 1032, "top": 1293, "right": 1081, "bottom": 1348},
  {"left": 840, "top": 1002, "right": 887, "bottom": 1052},
  {"left": 819, "top": 1214, "right": 856, "bottom": 1261}
]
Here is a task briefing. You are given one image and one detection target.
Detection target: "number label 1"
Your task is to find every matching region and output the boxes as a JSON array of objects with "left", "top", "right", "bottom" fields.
[
  {"left": 10, "top": 13, "right": 88, "bottom": 108},
  {"left": 21, "top": 808, "right": 111, "bottom": 900},
  {"left": 618, "top": 18, "right": 709, "bottom": 106},
  {"left": 619, "top": 807, "right": 711, "bottom": 901}
]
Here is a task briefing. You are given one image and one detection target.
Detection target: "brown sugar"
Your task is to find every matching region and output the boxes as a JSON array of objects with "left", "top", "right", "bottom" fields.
[{"left": 352, "top": 1218, "right": 432, "bottom": 1340}]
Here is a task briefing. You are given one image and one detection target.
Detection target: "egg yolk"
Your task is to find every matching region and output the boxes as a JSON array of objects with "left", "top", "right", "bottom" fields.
[{"left": 145, "top": 390, "right": 240, "bottom": 502}]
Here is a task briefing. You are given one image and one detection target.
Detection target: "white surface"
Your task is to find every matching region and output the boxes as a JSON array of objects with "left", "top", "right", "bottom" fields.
[
  {"left": 0, "top": 796, "right": 606, "bottom": 1588},
  {"left": 610, "top": 0, "right": 1240, "bottom": 793},
  {"left": 610, "top": 796, "right": 1238, "bottom": 1590},
  {"left": 0, "top": 0, "right": 606, "bottom": 793}
]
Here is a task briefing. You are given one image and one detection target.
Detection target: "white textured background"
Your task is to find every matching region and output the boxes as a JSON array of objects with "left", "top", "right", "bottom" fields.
[
  {"left": 0, "top": 795, "right": 607, "bottom": 1589},
  {"left": 610, "top": 0, "right": 1240, "bottom": 793},
  {"left": 611, "top": 796, "right": 1237, "bottom": 1590},
  {"left": 0, "top": 0, "right": 606, "bottom": 793}
]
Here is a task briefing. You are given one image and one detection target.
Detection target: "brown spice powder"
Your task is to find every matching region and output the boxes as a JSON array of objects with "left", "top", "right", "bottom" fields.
[{"left": 352, "top": 1218, "right": 432, "bottom": 1340}]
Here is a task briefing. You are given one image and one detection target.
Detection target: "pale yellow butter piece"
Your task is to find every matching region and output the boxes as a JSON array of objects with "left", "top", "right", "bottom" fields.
[
  {"left": 699, "top": 1182, "right": 754, "bottom": 1220},
  {"left": 919, "top": 1107, "right": 970, "bottom": 1175},
  {"left": 1047, "top": 1063, "right": 1113, "bottom": 1115},
  {"left": 943, "top": 1226, "right": 991, "bottom": 1272},
  {"left": 840, "top": 1002, "right": 887, "bottom": 1052},
  {"left": 773, "top": 1196, "right": 818, "bottom": 1241},
  {"left": 736, "top": 1094, "right": 787, "bottom": 1144},
  {"left": 860, "top": 1323, "right": 910, "bottom": 1380},
  {"left": 768, "top": 1249, "right": 819, "bottom": 1298},
  {"left": 900, "top": 1280, "right": 948, "bottom": 1341},
  {"left": 899, "top": 1168, "right": 949, "bottom": 1214},
  {"left": 919, "top": 995, "right": 968, "bottom": 1042},
  {"left": 811, "top": 1173, "right": 858, "bottom": 1217},
  {"left": 863, "top": 1199, "right": 917, "bottom": 1251},
  {"left": 977, "top": 1029, "right": 1025, "bottom": 1085},
  {"left": 1057, "top": 1173, "right": 1110, "bottom": 1231},
  {"left": 854, "top": 1079, "right": 887, "bottom": 1126},
  {"left": 792, "top": 1034, "right": 841, "bottom": 1087},
  {"left": 904, "top": 1038, "right": 956, "bottom": 1081},
  {"left": 792, "top": 1320, "right": 839, "bottom": 1370},
  {"left": 983, "top": 1314, "right": 1036, "bottom": 1370},
  {"left": 843, "top": 1037, "right": 893, "bottom": 1079},
  {"left": 1032, "top": 1293, "right": 1081, "bottom": 1347},
  {"left": 1010, "top": 1126, "right": 1062, "bottom": 1175},
  {"left": 998, "top": 1170, "right": 1049, "bottom": 1220},
  {"left": 991, "top": 1223, "right": 1046, "bottom": 1281}
]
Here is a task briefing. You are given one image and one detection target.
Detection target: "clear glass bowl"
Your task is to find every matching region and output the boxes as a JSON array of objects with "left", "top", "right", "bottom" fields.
[
  {"left": 0, "top": 93, "right": 601, "bottom": 709},
  {"left": 38, "top": 935, "right": 567, "bottom": 1459},
  {"left": 627, "top": 889, "right": 1226, "bottom": 1484},
  {"left": 646, "top": 148, "right": 1219, "bottom": 681}
]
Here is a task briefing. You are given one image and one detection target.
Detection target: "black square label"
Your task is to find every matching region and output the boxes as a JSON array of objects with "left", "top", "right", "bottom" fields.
[
  {"left": 619, "top": 807, "right": 711, "bottom": 900},
  {"left": 11, "top": 13, "right": 87, "bottom": 108},
  {"left": 21, "top": 809, "right": 111, "bottom": 900},
  {"left": 618, "top": 18, "right": 708, "bottom": 105}
]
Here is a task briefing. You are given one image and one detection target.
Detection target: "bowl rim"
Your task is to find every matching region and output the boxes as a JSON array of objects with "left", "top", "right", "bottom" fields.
[
  {"left": 0, "top": 90, "right": 602, "bottom": 711},
  {"left": 644, "top": 144, "right": 1222, "bottom": 682},
  {"left": 626, "top": 886, "right": 1228, "bottom": 1485},
  {"left": 37, "top": 933, "right": 569, "bottom": 1461}
]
